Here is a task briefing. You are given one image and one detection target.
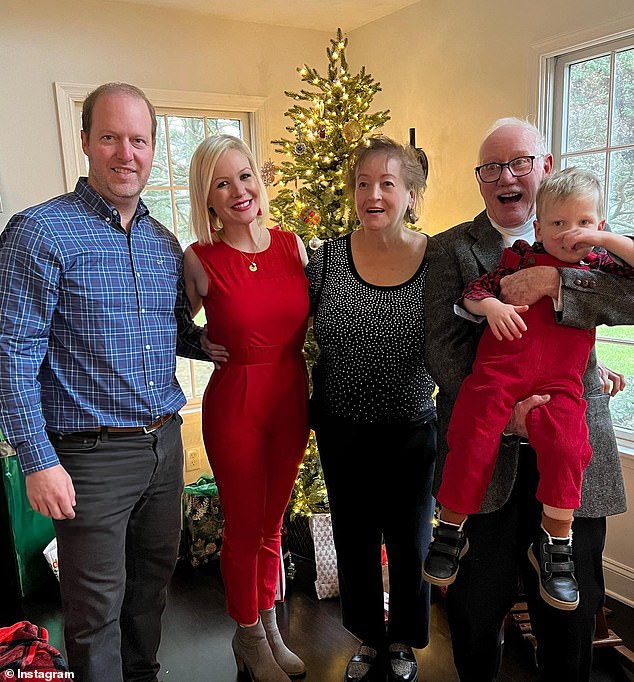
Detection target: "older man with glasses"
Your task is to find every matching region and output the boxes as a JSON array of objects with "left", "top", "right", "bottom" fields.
[{"left": 424, "top": 117, "right": 633, "bottom": 681}]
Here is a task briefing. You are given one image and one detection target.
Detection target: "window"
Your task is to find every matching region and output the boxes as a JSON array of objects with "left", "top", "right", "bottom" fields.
[
  {"left": 545, "top": 36, "right": 634, "bottom": 443},
  {"left": 145, "top": 111, "right": 249, "bottom": 401},
  {"left": 55, "top": 83, "right": 267, "bottom": 406}
]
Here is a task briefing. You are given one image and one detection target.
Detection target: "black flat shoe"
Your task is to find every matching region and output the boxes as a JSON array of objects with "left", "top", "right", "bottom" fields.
[
  {"left": 528, "top": 527, "right": 579, "bottom": 611},
  {"left": 422, "top": 520, "right": 468, "bottom": 586},
  {"left": 345, "top": 643, "right": 385, "bottom": 682},
  {"left": 387, "top": 643, "right": 417, "bottom": 682}
]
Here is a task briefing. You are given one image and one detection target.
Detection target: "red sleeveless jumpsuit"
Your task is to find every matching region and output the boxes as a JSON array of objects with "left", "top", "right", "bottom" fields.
[
  {"left": 191, "top": 229, "right": 309, "bottom": 624},
  {"left": 438, "top": 250, "right": 595, "bottom": 515}
]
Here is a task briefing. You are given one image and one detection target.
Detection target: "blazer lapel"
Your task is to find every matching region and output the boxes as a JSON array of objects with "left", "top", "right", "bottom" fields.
[{"left": 469, "top": 211, "right": 504, "bottom": 273}]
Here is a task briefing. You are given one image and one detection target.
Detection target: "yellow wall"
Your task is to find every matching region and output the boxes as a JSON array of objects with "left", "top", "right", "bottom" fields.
[
  {"left": 0, "top": 0, "right": 330, "bottom": 226},
  {"left": 349, "top": 0, "right": 634, "bottom": 234}
]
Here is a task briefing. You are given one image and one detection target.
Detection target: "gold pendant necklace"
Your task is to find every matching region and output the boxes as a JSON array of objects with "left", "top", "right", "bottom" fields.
[{"left": 222, "top": 228, "right": 264, "bottom": 272}]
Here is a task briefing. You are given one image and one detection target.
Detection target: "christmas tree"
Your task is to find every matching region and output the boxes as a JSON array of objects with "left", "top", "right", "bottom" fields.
[
  {"left": 268, "top": 29, "right": 390, "bottom": 518},
  {"left": 269, "top": 28, "right": 390, "bottom": 246}
]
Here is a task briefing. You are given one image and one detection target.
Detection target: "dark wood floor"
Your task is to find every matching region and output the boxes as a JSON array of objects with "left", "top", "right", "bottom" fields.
[{"left": 12, "top": 557, "right": 634, "bottom": 681}]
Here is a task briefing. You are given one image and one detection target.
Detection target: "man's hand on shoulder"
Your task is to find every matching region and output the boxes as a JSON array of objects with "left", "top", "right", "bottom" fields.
[
  {"left": 26, "top": 465, "right": 76, "bottom": 520},
  {"left": 500, "top": 266, "right": 560, "bottom": 306}
]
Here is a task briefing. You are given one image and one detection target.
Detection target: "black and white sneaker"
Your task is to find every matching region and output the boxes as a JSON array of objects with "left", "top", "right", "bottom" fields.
[
  {"left": 422, "top": 520, "right": 469, "bottom": 586},
  {"left": 528, "top": 527, "right": 578, "bottom": 611}
]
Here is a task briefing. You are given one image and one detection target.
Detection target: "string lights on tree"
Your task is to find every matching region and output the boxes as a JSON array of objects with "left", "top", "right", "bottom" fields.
[
  {"left": 269, "top": 27, "right": 390, "bottom": 247},
  {"left": 271, "top": 29, "right": 390, "bottom": 518}
]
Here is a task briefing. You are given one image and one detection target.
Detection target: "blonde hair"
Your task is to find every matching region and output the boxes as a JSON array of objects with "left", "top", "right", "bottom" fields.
[
  {"left": 346, "top": 136, "right": 427, "bottom": 223},
  {"left": 189, "top": 135, "right": 269, "bottom": 244},
  {"left": 536, "top": 167, "right": 604, "bottom": 220}
]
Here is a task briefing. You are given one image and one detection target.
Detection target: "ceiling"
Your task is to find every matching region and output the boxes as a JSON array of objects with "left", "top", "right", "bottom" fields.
[{"left": 108, "top": 0, "right": 420, "bottom": 32}]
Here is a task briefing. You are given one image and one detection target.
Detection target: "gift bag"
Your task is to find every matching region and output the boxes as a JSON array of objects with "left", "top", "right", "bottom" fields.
[
  {"left": 0, "top": 434, "right": 56, "bottom": 597},
  {"left": 182, "top": 474, "right": 224, "bottom": 567},
  {"left": 308, "top": 513, "right": 339, "bottom": 599}
]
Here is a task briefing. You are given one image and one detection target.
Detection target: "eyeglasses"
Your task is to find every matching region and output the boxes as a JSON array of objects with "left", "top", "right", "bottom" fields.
[{"left": 475, "top": 156, "right": 539, "bottom": 183}]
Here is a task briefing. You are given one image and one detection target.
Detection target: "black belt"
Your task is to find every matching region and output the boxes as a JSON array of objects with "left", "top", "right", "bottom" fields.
[
  {"left": 102, "top": 413, "right": 175, "bottom": 434},
  {"left": 49, "top": 413, "right": 176, "bottom": 439}
]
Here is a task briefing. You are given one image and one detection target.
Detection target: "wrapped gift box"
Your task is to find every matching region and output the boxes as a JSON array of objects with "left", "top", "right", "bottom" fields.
[{"left": 182, "top": 474, "right": 224, "bottom": 567}]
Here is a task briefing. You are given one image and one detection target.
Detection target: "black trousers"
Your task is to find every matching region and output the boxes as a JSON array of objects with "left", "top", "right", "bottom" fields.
[
  {"left": 446, "top": 444, "right": 606, "bottom": 682},
  {"left": 315, "top": 415, "right": 437, "bottom": 649},
  {"left": 50, "top": 415, "right": 184, "bottom": 682}
]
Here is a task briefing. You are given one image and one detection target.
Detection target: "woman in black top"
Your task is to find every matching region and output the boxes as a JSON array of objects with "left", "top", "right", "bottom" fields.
[{"left": 306, "top": 136, "right": 436, "bottom": 682}]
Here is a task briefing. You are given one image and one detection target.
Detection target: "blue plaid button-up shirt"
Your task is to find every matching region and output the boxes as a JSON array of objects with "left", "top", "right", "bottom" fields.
[{"left": 0, "top": 178, "right": 205, "bottom": 474}]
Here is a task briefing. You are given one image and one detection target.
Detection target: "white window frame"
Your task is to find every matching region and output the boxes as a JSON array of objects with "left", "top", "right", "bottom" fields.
[
  {"left": 54, "top": 82, "right": 269, "bottom": 409},
  {"left": 54, "top": 82, "right": 269, "bottom": 190},
  {"left": 530, "top": 20, "right": 634, "bottom": 453}
]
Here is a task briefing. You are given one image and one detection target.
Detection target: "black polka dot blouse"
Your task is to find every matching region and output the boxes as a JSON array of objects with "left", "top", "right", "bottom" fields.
[{"left": 306, "top": 233, "right": 436, "bottom": 424}]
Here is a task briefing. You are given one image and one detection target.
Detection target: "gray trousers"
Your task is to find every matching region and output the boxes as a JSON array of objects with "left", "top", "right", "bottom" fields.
[{"left": 51, "top": 415, "right": 184, "bottom": 682}]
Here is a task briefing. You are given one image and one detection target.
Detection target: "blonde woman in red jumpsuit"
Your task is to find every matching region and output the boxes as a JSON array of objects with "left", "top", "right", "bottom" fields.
[{"left": 184, "top": 135, "right": 309, "bottom": 682}]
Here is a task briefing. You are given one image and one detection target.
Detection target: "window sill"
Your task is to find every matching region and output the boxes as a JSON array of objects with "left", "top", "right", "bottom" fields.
[{"left": 617, "top": 439, "right": 634, "bottom": 459}]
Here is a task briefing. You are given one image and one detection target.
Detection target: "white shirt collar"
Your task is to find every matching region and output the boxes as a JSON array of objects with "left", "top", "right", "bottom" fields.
[{"left": 487, "top": 213, "right": 536, "bottom": 248}]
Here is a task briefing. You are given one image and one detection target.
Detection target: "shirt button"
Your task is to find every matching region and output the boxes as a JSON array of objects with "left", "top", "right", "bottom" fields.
[
  {"left": 574, "top": 279, "right": 582, "bottom": 286},
  {"left": 146, "top": 345, "right": 151, "bottom": 350},
  {"left": 105, "top": 217, "right": 111, "bottom": 222},
  {"left": 149, "top": 381, "right": 155, "bottom": 386},
  {"left": 113, "top": 209, "right": 119, "bottom": 216},
  {"left": 141, "top": 308, "right": 146, "bottom": 313},
  {"left": 589, "top": 281, "right": 597, "bottom": 288}
]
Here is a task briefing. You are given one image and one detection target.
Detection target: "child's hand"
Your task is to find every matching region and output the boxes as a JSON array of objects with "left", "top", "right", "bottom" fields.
[
  {"left": 485, "top": 302, "right": 529, "bottom": 341},
  {"left": 556, "top": 227, "right": 599, "bottom": 254}
]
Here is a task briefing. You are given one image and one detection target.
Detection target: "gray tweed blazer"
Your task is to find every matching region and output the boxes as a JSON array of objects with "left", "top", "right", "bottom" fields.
[{"left": 425, "top": 211, "right": 633, "bottom": 517}]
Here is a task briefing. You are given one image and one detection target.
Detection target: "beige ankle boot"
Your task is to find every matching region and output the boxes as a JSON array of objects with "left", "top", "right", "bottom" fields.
[
  {"left": 231, "top": 618, "right": 290, "bottom": 682},
  {"left": 260, "top": 607, "right": 306, "bottom": 678}
]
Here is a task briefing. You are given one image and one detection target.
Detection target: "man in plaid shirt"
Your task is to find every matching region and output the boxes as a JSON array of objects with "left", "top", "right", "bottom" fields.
[{"left": 0, "top": 83, "right": 206, "bottom": 682}]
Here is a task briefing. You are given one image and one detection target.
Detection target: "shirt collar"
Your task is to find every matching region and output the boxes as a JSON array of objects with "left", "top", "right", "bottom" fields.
[
  {"left": 487, "top": 212, "right": 536, "bottom": 248},
  {"left": 74, "top": 177, "right": 150, "bottom": 227}
]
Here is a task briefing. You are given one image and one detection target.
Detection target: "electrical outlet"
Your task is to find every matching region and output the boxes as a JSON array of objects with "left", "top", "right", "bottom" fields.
[{"left": 186, "top": 448, "right": 200, "bottom": 472}]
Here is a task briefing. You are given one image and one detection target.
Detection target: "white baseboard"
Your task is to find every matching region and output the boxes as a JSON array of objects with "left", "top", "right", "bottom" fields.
[{"left": 604, "top": 556, "right": 634, "bottom": 607}]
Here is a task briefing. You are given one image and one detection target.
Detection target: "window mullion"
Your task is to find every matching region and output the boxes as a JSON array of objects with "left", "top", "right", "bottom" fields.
[
  {"left": 604, "top": 50, "right": 617, "bottom": 216},
  {"left": 163, "top": 115, "right": 179, "bottom": 238},
  {"left": 163, "top": 116, "right": 198, "bottom": 396},
  {"left": 596, "top": 336, "right": 634, "bottom": 346}
]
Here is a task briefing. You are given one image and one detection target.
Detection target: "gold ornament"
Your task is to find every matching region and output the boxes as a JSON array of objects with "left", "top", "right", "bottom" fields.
[{"left": 342, "top": 120, "right": 362, "bottom": 143}]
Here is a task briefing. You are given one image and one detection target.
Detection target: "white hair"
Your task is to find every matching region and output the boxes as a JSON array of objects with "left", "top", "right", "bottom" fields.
[{"left": 479, "top": 117, "right": 548, "bottom": 161}]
